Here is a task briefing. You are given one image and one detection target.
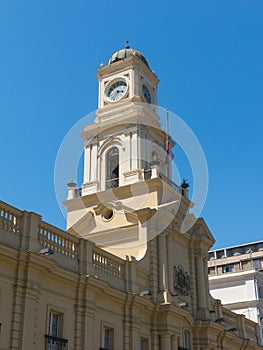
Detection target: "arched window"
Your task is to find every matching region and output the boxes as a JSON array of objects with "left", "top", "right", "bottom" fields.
[{"left": 106, "top": 147, "right": 119, "bottom": 189}]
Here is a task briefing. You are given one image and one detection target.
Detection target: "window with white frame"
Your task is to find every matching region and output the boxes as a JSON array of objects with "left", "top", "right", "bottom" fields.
[
  {"left": 101, "top": 326, "right": 114, "bottom": 350},
  {"left": 106, "top": 147, "right": 119, "bottom": 189},
  {"left": 49, "top": 312, "right": 60, "bottom": 337},
  {"left": 45, "top": 311, "right": 68, "bottom": 350}
]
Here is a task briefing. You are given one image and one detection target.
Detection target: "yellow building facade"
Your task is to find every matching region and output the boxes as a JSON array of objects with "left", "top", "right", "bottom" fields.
[{"left": 0, "top": 45, "right": 262, "bottom": 350}]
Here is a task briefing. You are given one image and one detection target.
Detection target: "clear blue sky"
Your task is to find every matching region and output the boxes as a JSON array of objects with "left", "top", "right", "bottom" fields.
[{"left": 1, "top": 0, "right": 262, "bottom": 249}]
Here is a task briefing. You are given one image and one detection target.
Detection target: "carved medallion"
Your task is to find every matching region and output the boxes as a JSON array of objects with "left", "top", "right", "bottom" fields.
[{"left": 173, "top": 265, "right": 190, "bottom": 296}]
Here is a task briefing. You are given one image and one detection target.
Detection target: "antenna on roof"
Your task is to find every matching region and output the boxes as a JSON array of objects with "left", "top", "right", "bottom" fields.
[{"left": 125, "top": 40, "right": 130, "bottom": 49}]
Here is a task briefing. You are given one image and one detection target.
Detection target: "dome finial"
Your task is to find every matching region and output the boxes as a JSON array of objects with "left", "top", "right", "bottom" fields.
[{"left": 125, "top": 40, "right": 130, "bottom": 49}]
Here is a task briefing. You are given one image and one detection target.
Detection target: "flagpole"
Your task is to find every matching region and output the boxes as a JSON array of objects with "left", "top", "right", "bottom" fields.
[
  {"left": 166, "top": 108, "right": 169, "bottom": 136},
  {"left": 166, "top": 108, "right": 170, "bottom": 178}
]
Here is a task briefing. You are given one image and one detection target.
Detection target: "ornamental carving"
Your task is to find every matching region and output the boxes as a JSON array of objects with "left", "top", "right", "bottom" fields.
[{"left": 173, "top": 265, "right": 190, "bottom": 296}]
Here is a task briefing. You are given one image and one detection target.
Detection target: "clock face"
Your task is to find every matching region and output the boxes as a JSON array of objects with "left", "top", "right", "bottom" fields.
[
  {"left": 143, "top": 84, "right": 151, "bottom": 103},
  {"left": 105, "top": 79, "right": 128, "bottom": 102}
]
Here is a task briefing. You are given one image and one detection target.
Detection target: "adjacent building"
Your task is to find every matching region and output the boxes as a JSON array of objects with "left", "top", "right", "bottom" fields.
[
  {"left": 208, "top": 241, "right": 263, "bottom": 345},
  {"left": 0, "top": 45, "right": 262, "bottom": 349}
]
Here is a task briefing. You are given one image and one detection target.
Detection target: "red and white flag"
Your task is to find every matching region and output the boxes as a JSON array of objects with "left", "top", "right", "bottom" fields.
[{"left": 165, "top": 109, "right": 174, "bottom": 163}]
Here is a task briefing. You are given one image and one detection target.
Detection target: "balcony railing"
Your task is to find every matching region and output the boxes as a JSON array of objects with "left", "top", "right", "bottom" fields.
[
  {"left": 159, "top": 172, "right": 181, "bottom": 193},
  {"left": 45, "top": 335, "right": 68, "bottom": 350},
  {"left": 105, "top": 177, "right": 119, "bottom": 189},
  {"left": 92, "top": 247, "right": 124, "bottom": 279},
  {"left": 0, "top": 201, "right": 22, "bottom": 234},
  {"left": 39, "top": 222, "right": 79, "bottom": 259}
]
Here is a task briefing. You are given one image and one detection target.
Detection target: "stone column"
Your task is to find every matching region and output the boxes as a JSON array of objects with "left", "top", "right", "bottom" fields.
[
  {"left": 160, "top": 333, "right": 171, "bottom": 350},
  {"left": 90, "top": 141, "right": 98, "bottom": 182},
  {"left": 196, "top": 256, "right": 208, "bottom": 319},
  {"left": 131, "top": 132, "right": 138, "bottom": 169},
  {"left": 133, "top": 66, "right": 140, "bottom": 99},
  {"left": 171, "top": 335, "right": 179, "bottom": 350},
  {"left": 148, "top": 237, "right": 158, "bottom": 304},
  {"left": 123, "top": 295, "right": 133, "bottom": 350},
  {"left": 20, "top": 210, "right": 41, "bottom": 252},
  {"left": 83, "top": 143, "right": 90, "bottom": 184},
  {"left": 83, "top": 286, "right": 96, "bottom": 350},
  {"left": 74, "top": 275, "right": 86, "bottom": 350},
  {"left": 158, "top": 234, "right": 169, "bottom": 302},
  {"left": 123, "top": 131, "right": 131, "bottom": 173},
  {"left": 11, "top": 251, "right": 41, "bottom": 350},
  {"left": 129, "top": 303, "right": 140, "bottom": 349},
  {"left": 237, "top": 314, "right": 246, "bottom": 339},
  {"left": 197, "top": 257, "right": 206, "bottom": 306},
  {"left": 126, "top": 256, "right": 137, "bottom": 293},
  {"left": 84, "top": 311, "right": 95, "bottom": 350},
  {"left": 167, "top": 235, "right": 174, "bottom": 293},
  {"left": 21, "top": 267, "right": 41, "bottom": 350}
]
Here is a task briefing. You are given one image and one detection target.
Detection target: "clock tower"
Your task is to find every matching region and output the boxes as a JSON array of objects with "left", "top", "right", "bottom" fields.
[
  {"left": 64, "top": 44, "right": 187, "bottom": 260},
  {"left": 64, "top": 45, "right": 214, "bottom": 317},
  {"left": 97, "top": 42, "right": 158, "bottom": 119}
]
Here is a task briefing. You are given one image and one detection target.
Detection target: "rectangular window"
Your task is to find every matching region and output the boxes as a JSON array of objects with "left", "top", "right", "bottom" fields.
[
  {"left": 242, "top": 260, "right": 253, "bottom": 270},
  {"left": 140, "top": 337, "right": 148, "bottom": 350},
  {"left": 106, "top": 147, "right": 119, "bottom": 189},
  {"left": 254, "top": 259, "right": 261, "bottom": 270},
  {"left": 208, "top": 267, "right": 216, "bottom": 276},
  {"left": 184, "top": 330, "right": 190, "bottom": 348},
  {"left": 49, "top": 312, "right": 60, "bottom": 337},
  {"left": 45, "top": 311, "right": 68, "bottom": 350},
  {"left": 102, "top": 326, "right": 114, "bottom": 350},
  {"left": 222, "top": 264, "right": 234, "bottom": 273}
]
